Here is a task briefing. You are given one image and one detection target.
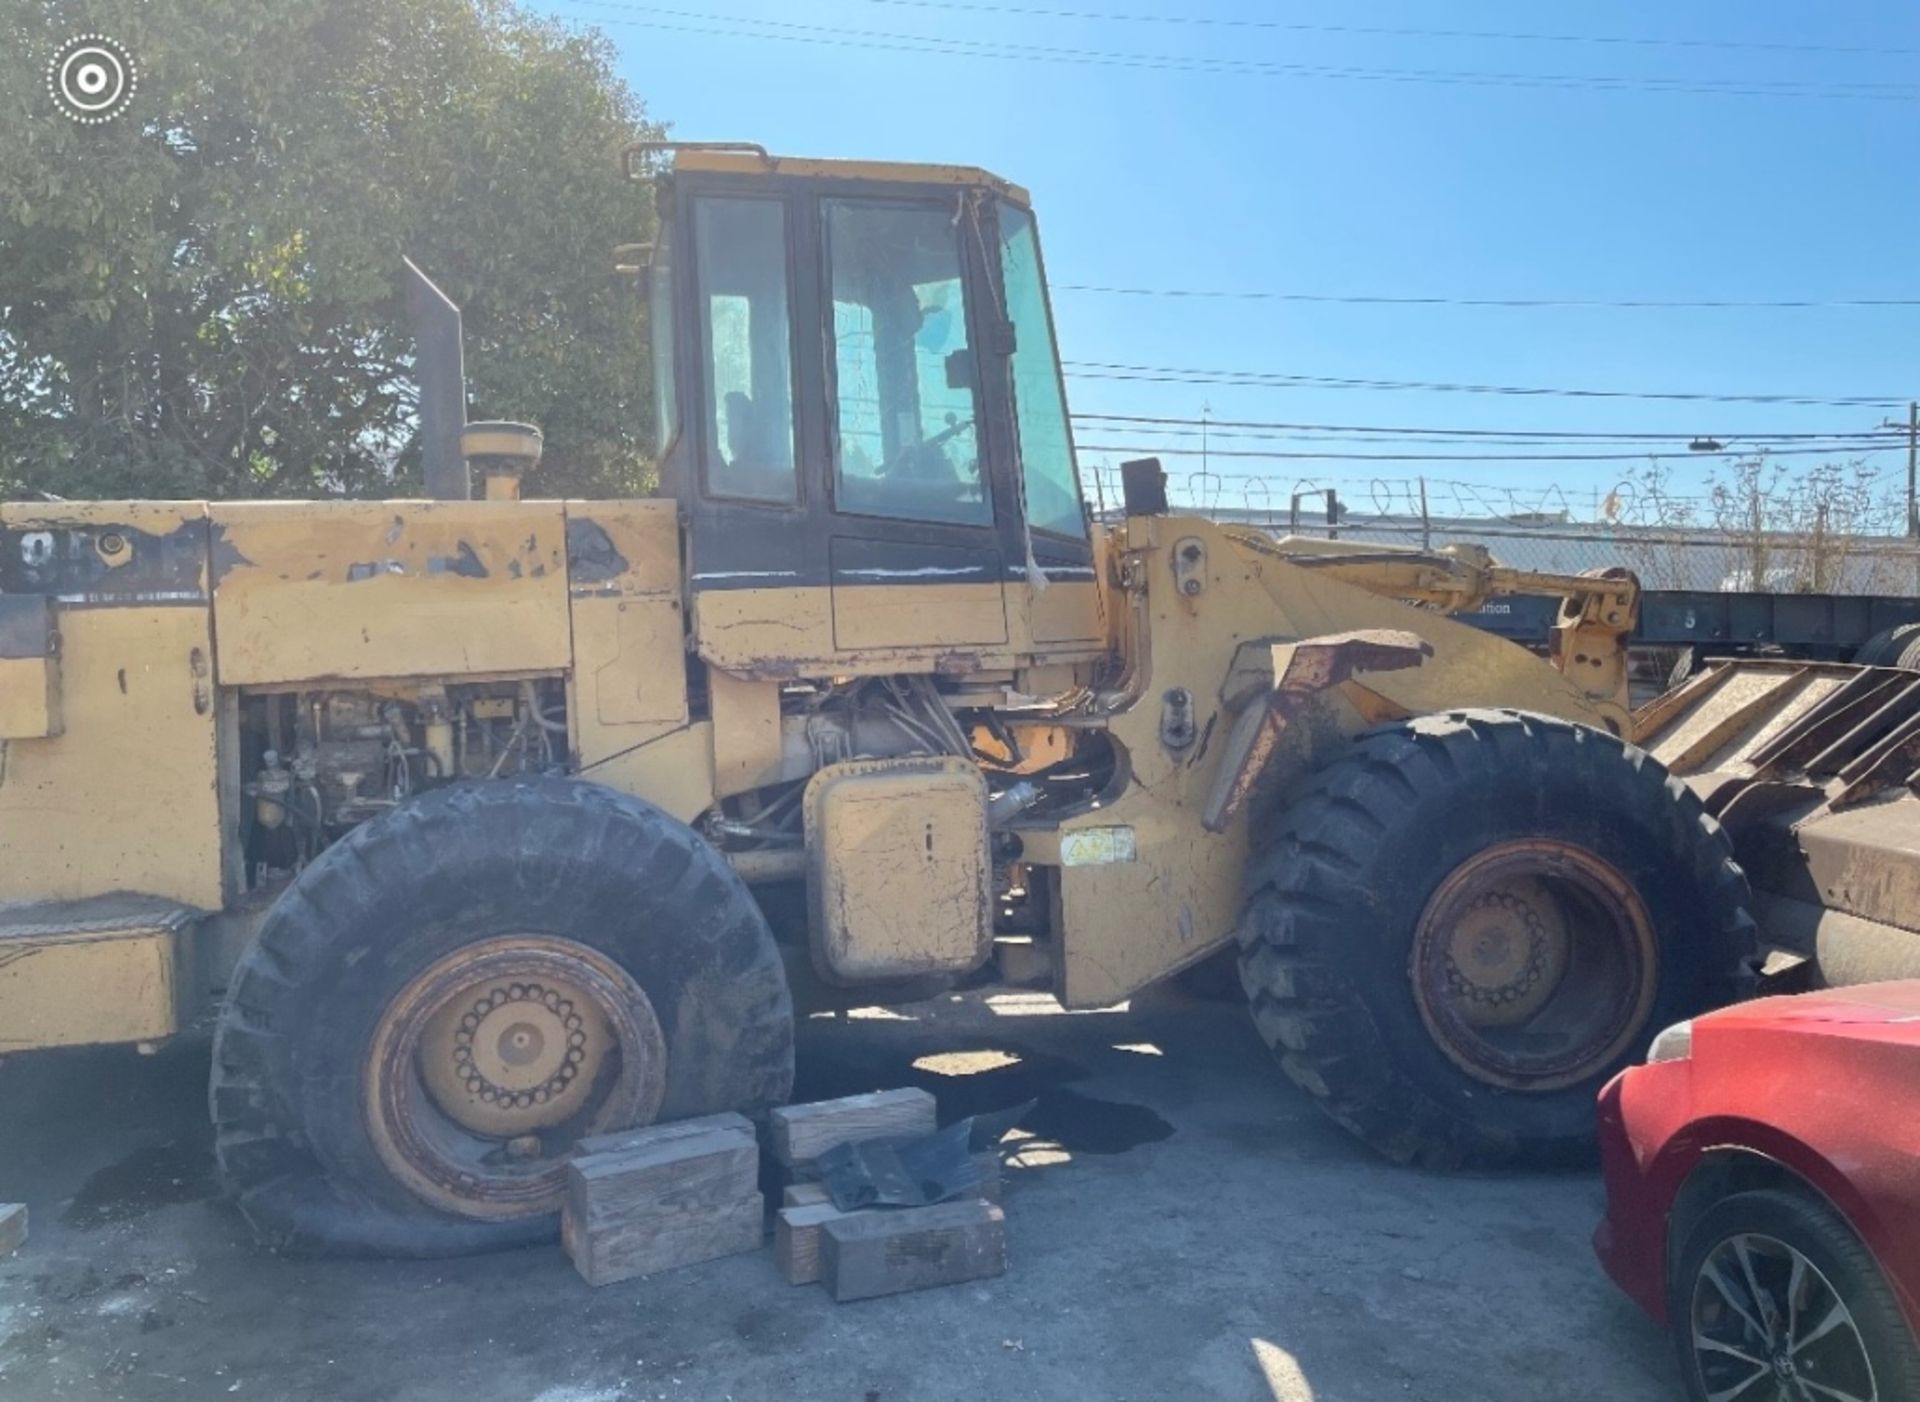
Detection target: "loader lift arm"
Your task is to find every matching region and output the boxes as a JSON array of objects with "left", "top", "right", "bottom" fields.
[{"left": 1222, "top": 528, "right": 1642, "bottom": 730}]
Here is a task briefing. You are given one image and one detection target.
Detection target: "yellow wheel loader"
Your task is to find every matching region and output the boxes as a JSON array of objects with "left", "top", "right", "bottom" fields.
[{"left": 0, "top": 144, "right": 1755, "bottom": 1255}]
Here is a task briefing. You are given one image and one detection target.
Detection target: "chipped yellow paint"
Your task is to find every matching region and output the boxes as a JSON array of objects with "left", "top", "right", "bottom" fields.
[
  {"left": 566, "top": 499, "right": 681, "bottom": 595},
  {"left": 0, "top": 499, "right": 206, "bottom": 535},
  {"left": 566, "top": 502, "right": 688, "bottom": 736},
  {"left": 210, "top": 501, "right": 570, "bottom": 685},
  {"left": 0, "top": 607, "right": 224, "bottom": 909},
  {"left": 694, "top": 585, "right": 836, "bottom": 675}
]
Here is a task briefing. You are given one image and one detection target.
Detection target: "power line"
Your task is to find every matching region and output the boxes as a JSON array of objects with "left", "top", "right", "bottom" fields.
[
  {"left": 1061, "top": 361, "right": 1912, "bottom": 408},
  {"left": 554, "top": 3, "right": 1920, "bottom": 102},
  {"left": 864, "top": 0, "right": 1920, "bottom": 60},
  {"left": 1090, "top": 425, "right": 1900, "bottom": 451},
  {"left": 1081, "top": 425, "right": 1901, "bottom": 450},
  {"left": 1058, "top": 285, "right": 1920, "bottom": 309},
  {"left": 1074, "top": 441, "right": 1909, "bottom": 463},
  {"left": 1071, "top": 411, "right": 1904, "bottom": 442}
]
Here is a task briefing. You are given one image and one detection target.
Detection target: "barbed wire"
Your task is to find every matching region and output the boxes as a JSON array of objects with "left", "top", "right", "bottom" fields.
[
  {"left": 1076, "top": 459, "right": 1920, "bottom": 594},
  {"left": 1078, "top": 462, "right": 1911, "bottom": 525}
]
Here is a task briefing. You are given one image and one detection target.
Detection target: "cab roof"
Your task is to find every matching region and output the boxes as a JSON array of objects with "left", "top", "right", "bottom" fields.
[{"left": 667, "top": 147, "right": 1031, "bottom": 206}]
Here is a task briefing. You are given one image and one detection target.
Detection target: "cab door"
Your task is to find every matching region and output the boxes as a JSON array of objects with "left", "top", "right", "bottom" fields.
[
  {"left": 670, "top": 187, "right": 836, "bottom": 672},
  {"left": 818, "top": 196, "right": 1010, "bottom": 656}
]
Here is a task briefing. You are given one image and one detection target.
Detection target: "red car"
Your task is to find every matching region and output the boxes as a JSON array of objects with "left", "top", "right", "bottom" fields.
[{"left": 1595, "top": 981, "right": 1920, "bottom": 1402}]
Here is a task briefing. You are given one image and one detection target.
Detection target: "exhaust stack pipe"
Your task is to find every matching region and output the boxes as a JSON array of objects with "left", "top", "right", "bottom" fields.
[{"left": 403, "top": 258, "right": 471, "bottom": 501}]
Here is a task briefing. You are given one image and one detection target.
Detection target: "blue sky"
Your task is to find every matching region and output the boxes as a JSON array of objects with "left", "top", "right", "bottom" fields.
[{"left": 534, "top": 0, "right": 1920, "bottom": 522}]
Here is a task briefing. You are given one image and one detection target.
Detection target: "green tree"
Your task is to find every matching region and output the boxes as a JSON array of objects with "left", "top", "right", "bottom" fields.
[{"left": 0, "top": 0, "right": 663, "bottom": 500}]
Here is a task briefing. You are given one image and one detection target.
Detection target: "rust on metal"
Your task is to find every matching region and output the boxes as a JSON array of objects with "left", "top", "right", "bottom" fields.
[
  {"left": 1635, "top": 656, "right": 1920, "bottom": 964},
  {"left": 363, "top": 936, "right": 667, "bottom": 1221},
  {"left": 1409, "top": 839, "right": 1658, "bottom": 1092},
  {"left": 1203, "top": 629, "right": 1433, "bottom": 834}
]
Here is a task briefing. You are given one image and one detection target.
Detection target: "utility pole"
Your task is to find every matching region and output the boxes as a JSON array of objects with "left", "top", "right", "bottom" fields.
[
  {"left": 1888, "top": 402, "right": 1920, "bottom": 594},
  {"left": 1909, "top": 400, "right": 1918, "bottom": 533}
]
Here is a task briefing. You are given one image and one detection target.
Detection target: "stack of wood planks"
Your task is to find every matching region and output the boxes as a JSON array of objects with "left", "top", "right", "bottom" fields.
[{"left": 770, "top": 1089, "right": 1008, "bottom": 1303}]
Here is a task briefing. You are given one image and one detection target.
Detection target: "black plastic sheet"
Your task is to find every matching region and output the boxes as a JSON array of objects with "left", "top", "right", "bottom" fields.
[{"left": 815, "top": 1099, "right": 1035, "bottom": 1212}]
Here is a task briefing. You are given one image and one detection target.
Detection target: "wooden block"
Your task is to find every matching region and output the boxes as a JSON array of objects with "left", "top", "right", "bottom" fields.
[
  {"left": 822, "top": 1200, "right": 1006, "bottom": 1302},
  {"left": 570, "top": 1191, "right": 764, "bottom": 1288},
  {"left": 776, "top": 1201, "right": 854, "bottom": 1286},
  {"left": 0, "top": 1204, "right": 25, "bottom": 1257},
  {"left": 969, "top": 1151, "right": 1003, "bottom": 1206},
  {"left": 566, "top": 1126, "right": 758, "bottom": 1234},
  {"left": 575, "top": 1112, "right": 754, "bottom": 1159},
  {"left": 768, "top": 1089, "right": 937, "bottom": 1167}
]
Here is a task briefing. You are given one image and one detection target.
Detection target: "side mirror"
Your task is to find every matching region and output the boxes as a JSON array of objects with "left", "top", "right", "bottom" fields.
[
  {"left": 1121, "top": 458, "right": 1169, "bottom": 517},
  {"left": 945, "top": 349, "right": 975, "bottom": 391},
  {"left": 613, "top": 243, "right": 653, "bottom": 303}
]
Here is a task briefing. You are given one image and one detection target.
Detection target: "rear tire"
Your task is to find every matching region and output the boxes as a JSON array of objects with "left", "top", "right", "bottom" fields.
[
  {"left": 1234, "top": 709, "right": 1755, "bottom": 1168},
  {"left": 1670, "top": 1188, "right": 1920, "bottom": 1402},
  {"left": 211, "top": 777, "right": 793, "bottom": 1257}
]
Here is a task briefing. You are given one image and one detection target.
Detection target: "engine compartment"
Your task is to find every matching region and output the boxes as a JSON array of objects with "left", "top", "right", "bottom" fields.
[{"left": 238, "top": 680, "right": 570, "bottom": 883}]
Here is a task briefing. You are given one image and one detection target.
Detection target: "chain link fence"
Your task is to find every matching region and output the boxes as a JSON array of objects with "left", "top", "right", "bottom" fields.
[{"left": 1081, "top": 459, "right": 1920, "bottom": 598}]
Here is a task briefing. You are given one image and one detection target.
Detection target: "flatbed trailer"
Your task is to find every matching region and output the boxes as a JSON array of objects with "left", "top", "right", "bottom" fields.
[{"left": 1464, "top": 588, "right": 1920, "bottom": 663}]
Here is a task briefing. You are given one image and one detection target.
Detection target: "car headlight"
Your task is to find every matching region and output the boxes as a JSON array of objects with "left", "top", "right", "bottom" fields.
[{"left": 1646, "top": 1019, "right": 1694, "bottom": 1064}]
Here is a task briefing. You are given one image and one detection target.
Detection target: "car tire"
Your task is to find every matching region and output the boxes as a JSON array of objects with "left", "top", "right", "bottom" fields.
[{"left": 1670, "top": 1187, "right": 1920, "bottom": 1402}]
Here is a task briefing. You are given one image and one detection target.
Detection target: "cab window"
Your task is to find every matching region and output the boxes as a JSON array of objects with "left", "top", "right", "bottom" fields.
[
  {"left": 825, "top": 201, "right": 990, "bottom": 528},
  {"left": 999, "top": 205, "right": 1086, "bottom": 538},
  {"left": 693, "top": 197, "right": 796, "bottom": 504}
]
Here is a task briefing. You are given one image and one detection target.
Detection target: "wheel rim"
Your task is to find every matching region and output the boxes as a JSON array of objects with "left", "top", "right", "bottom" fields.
[
  {"left": 1410, "top": 839, "right": 1658, "bottom": 1091},
  {"left": 1691, "top": 1231, "right": 1880, "bottom": 1402},
  {"left": 365, "top": 936, "right": 668, "bottom": 1220}
]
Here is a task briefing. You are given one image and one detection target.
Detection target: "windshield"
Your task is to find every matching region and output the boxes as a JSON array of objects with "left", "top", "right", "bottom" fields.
[{"left": 999, "top": 204, "right": 1085, "bottom": 539}]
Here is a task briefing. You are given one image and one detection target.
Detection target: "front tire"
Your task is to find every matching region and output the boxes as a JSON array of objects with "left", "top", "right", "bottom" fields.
[
  {"left": 1234, "top": 709, "right": 1755, "bottom": 1167},
  {"left": 1671, "top": 1188, "right": 1920, "bottom": 1402},
  {"left": 210, "top": 778, "right": 794, "bottom": 1256}
]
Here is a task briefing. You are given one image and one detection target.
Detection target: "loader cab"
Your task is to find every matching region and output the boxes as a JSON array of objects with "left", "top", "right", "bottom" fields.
[{"left": 647, "top": 149, "right": 1105, "bottom": 678}]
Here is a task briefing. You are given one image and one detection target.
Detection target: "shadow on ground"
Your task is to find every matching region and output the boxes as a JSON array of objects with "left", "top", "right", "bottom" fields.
[{"left": 0, "top": 982, "right": 1675, "bottom": 1402}]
